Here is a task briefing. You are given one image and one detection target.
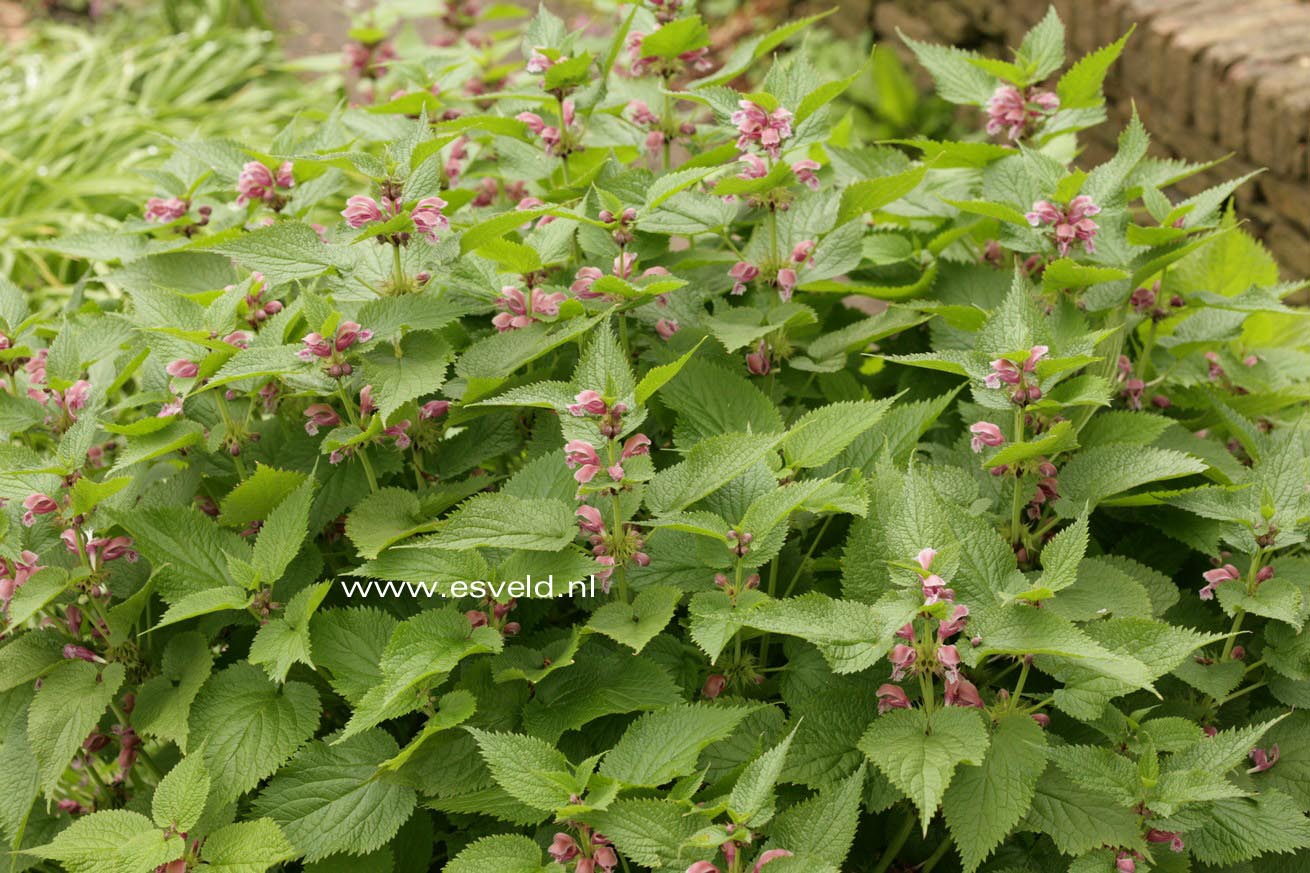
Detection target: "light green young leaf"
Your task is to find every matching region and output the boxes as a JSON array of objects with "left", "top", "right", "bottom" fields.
[
  {"left": 587, "top": 586, "right": 681, "bottom": 653},
  {"left": 152, "top": 754, "right": 210, "bottom": 832}
]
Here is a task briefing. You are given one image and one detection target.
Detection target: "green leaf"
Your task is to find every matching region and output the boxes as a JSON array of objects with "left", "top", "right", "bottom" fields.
[
  {"left": 638, "top": 15, "right": 710, "bottom": 61},
  {"left": 521, "top": 651, "right": 681, "bottom": 741},
  {"left": 199, "top": 819, "right": 298, "bottom": 873},
  {"left": 360, "top": 331, "right": 451, "bottom": 423},
  {"left": 1015, "top": 5, "right": 1065, "bottom": 80},
  {"left": 1186, "top": 790, "right": 1310, "bottom": 865},
  {"left": 766, "top": 765, "right": 865, "bottom": 867},
  {"left": 1024, "top": 765, "right": 1141, "bottom": 856},
  {"left": 783, "top": 399, "right": 895, "bottom": 469},
  {"left": 151, "top": 586, "right": 250, "bottom": 631},
  {"left": 69, "top": 475, "right": 131, "bottom": 516},
  {"left": 27, "top": 809, "right": 183, "bottom": 873},
  {"left": 635, "top": 339, "right": 704, "bottom": 405},
  {"left": 985, "top": 420, "right": 1078, "bottom": 469},
  {"left": 187, "top": 663, "right": 320, "bottom": 804},
  {"left": 943, "top": 712, "right": 1048, "bottom": 872},
  {"left": 1034, "top": 512, "right": 1089, "bottom": 595},
  {"left": 900, "top": 35, "right": 997, "bottom": 105},
  {"left": 600, "top": 704, "right": 758, "bottom": 787},
  {"left": 251, "top": 479, "right": 314, "bottom": 585},
  {"left": 133, "top": 632, "right": 213, "bottom": 748},
  {"left": 859, "top": 707, "right": 990, "bottom": 835},
  {"left": 838, "top": 166, "right": 927, "bottom": 224},
  {"left": 343, "top": 609, "right": 503, "bottom": 738},
  {"left": 28, "top": 661, "right": 125, "bottom": 796},
  {"left": 445, "top": 834, "right": 557, "bottom": 873},
  {"left": 587, "top": 586, "right": 681, "bottom": 653},
  {"left": 645, "top": 433, "right": 783, "bottom": 514},
  {"left": 1058, "top": 28, "right": 1133, "bottom": 111},
  {"left": 729, "top": 726, "right": 797, "bottom": 826},
  {"left": 218, "top": 464, "right": 309, "bottom": 527},
  {"left": 1054, "top": 445, "right": 1206, "bottom": 515},
  {"left": 251, "top": 730, "right": 417, "bottom": 862},
  {"left": 580, "top": 799, "right": 712, "bottom": 868},
  {"left": 425, "top": 493, "right": 577, "bottom": 551},
  {"left": 249, "top": 581, "right": 332, "bottom": 683},
  {"left": 205, "top": 222, "right": 347, "bottom": 286},
  {"left": 467, "top": 727, "right": 580, "bottom": 811},
  {"left": 151, "top": 754, "right": 210, "bottom": 832}
]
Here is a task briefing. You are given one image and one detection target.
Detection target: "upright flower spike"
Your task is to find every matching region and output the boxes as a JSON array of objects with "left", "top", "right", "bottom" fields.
[
  {"left": 985, "top": 84, "right": 1059, "bottom": 140},
  {"left": 1026, "top": 196, "right": 1101, "bottom": 256},
  {"left": 730, "top": 100, "right": 794, "bottom": 158}
]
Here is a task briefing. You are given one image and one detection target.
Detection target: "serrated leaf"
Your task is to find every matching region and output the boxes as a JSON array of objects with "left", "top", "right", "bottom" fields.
[
  {"left": 28, "top": 661, "right": 125, "bottom": 796},
  {"left": 859, "top": 707, "right": 990, "bottom": 835},
  {"left": 152, "top": 754, "right": 210, "bottom": 832},
  {"left": 587, "top": 586, "right": 681, "bottom": 653},
  {"left": 600, "top": 704, "right": 757, "bottom": 787}
]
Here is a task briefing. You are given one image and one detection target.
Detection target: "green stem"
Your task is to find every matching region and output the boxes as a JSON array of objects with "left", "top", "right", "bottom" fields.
[
  {"left": 870, "top": 808, "right": 916, "bottom": 873},
  {"left": 391, "top": 241, "right": 405, "bottom": 291},
  {"left": 781, "top": 515, "right": 834, "bottom": 599},
  {"left": 1012, "top": 658, "right": 1031, "bottom": 704},
  {"left": 1136, "top": 317, "right": 1158, "bottom": 380},
  {"left": 758, "top": 554, "right": 781, "bottom": 666},
  {"left": 1220, "top": 610, "right": 1246, "bottom": 662},
  {"left": 1009, "top": 406, "right": 1026, "bottom": 547},
  {"left": 662, "top": 90, "right": 673, "bottom": 170},
  {"left": 921, "top": 835, "right": 955, "bottom": 872},
  {"left": 336, "top": 384, "right": 379, "bottom": 493},
  {"left": 918, "top": 670, "right": 935, "bottom": 716},
  {"left": 1218, "top": 680, "right": 1266, "bottom": 706}
]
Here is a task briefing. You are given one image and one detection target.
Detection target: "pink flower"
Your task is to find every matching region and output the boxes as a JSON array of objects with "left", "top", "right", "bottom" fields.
[
  {"left": 577, "top": 505, "right": 605, "bottom": 535},
  {"left": 791, "top": 159, "right": 820, "bottom": 190},
  {"left": 298, "top": 332, "right": 332, "bottom": 361},
  {"left": 938, "top": 604, "right": 970, "bottom": 640},
  {"left": 341, "top": 195, "right": 385, "bottom": 228},
  {"left": 420, "top": 400, "right": 450, "bottom": 420},
  {"left": 985, "top": 85, "right": 1059, "bottom": 140},
  {"left": 411, "top": 196, "right": 449, "bottom": 242},
  {"left": 222, "top": 331, "right": 250, "bottom": 348},
  {"left": 22, "top": 493, "right": 59, "bottom": 527},
  {"left": 731, "top": 100, "right": 794, "bottom": 158},
  {"left": 775, "top": 268, "right": 797, "bottom": 302},
  {"left": 565, "top": 440, "right": 602, "bottom": 483},
  {"left": 548, "top": 832, "right": 580, "bottom": 864},
  {"left": 1145, "top": 829, "right": 1184, "bottom": 853},
  {"left": 621, "top": 433, "right": 651, "bottom": 459},
  {"left": 63, "top": 644, "right": 103, "bottom": 663},
  {"left": 569, "top": 390, "right": 609, "bottom": 417},
  {"left": 916, "top": 548, "right": 937, "bottom": 571},
  {"left": 737, "top": 153, "right": 768, "bottom": 180},
  {"left": 492, "top": 286, "right": 569, "bottom": 332},
  {"left": 889, "top": 644, "right": 917, "bottom": 681},
  {"left": 0, "top": 550, "right": 43, "bottom": 608},
  {"left": 746, "top": 341, "right": 770, "bottom": 376},
  {"left": 57, "top": 380, "right": 90, "bottom": 415},
  {"left": 701, "top": 674, "right": 727, "bottom": 699},
  {"left": 236, "top": 162, "right": 275, "bottom": 206},
  {"left": 158, "top": 396, "right": 184, "bottom": 417},
  {"left": 1248, "top": 745, "right": 1280, "bottom": 773},
  {"left": 790, "top": 240, "right": 816, "bottom": 265},
  {"left": 969, "top": 421, "right": 1005, "bottom": 452},
  {"left": 526, "top": 50, "right": 554, "bottom": 74},
  {"left": 686, "top": 864, "right": 721, "bottom": 873},
  {"left": 1032, "top": 713, "right": 1051, "bottom": 728},
  {"left": 1116, "top": 852, "right": 1137, "bottom": 873},
  {"left": 90, "top": 535, "right": 137, "bottom": 564},
  {"left": 334, "top": 321, "right": 373, "bottom": 351},
  {"left": 922, "top": 574, "right": 954, "bottom": 606},
  {"left": 572, "top": 266, "right": 605, "bottom": 298},
  {"left": 936, "top": 645, "right": 961, "bottom": 682},
  {"left": 729, "top": 262, "right": 760, "bottom": 295},
  {"left": 877, "top": 683, "right": 911, "bottom": 713},
  {"left": 944, "top": 677, "right": 984, "bottom": 708},
  {"left": 303, "top": 404, "right": 341, "bottom": 435},
  {"left": 384, "top": 420, "right": 412, "bottom": 449},
  {"left": 275, "top": 161, "right": 295, "bottom": 188},
  {"left": 655, "top": 319, "right": 679, "bottom": 341},
  {"left": 1027, "top": 196, "right": 1101, "bottom": 256},
  {"left": 144, "top": 197, "right": 188, "bottom": 223},
  {"left": 1199, "top": 563, "right": 1240, "bottom": 600},
  {"left": 753, "top": 851, "right": 792, "bottom": 872},
  {"left": 165, "top": 359, "right": 199, "bottom": 379}
]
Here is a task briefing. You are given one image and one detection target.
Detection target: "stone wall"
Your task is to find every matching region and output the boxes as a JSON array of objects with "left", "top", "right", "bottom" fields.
[{"left": 835, "top": 0, "right": 1310, "bottom": 277}]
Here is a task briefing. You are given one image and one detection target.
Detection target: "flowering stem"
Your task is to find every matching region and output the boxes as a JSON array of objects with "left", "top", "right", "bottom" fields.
[
  {"left": 1136, "top": 318, "right": 1158, "bottom": 380},
  {"left": 391, "top": 241, "right": 405, "bottom": 291},
  {"left": 769, "top": 207, "right": 779, "bottom": 267},
  {"left": 335, "top": 384, "right": 379, "bottom": 493},
  {"left": 216, "top": 393, "right": 247, "bottom": 480},
  {"left": 871, "top": 808, "right": 916, "bottom": 873},
  {"left": 1009, "top": 406, "right": 1026, "bottom": 546},
  {"left": 606, "top": 441, "right": 630, "bottom": 604},
  {"left": 918, "top": 670, "right": 934, "bottom": 716},
  {"left": 1218, "top": 680, "right": 1266, "bottom": 706},
  {"left": 661, "top": 91, "right": 673, "bottom": 171},
  {"left": 1220, "top": 609, "right": 1246, "bottom": 662},
  {"left": 1012, "top": 658, "right": 1031, "bottom": 704},
  {"left": 920, "top": 835, "right": 954, "bottom": 872}
]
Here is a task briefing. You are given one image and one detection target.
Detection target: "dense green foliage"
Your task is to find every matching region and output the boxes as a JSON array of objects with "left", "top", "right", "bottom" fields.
[{"left": 3, "top": 4, "right": 1310, "bottom": 872}]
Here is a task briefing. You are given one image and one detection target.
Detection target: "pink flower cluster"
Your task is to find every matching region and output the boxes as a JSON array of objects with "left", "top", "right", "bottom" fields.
[
  {"left": 0, "top": 550, "right": 43, "bottom": 611},
  {"left": 342, "top": 194, "right": 449, "bottom": 242},
  {"left": 572, "top": 254, "right": 670, "bottom": 301},
  {"left": 730, "top": 100, "right": 793, "bottom": 158},
  {"left": 969, "top": 421, "right": 1004, "bottom": 453},
  {"left": 686, "top": 847, "right": 792, "bottom": 873},
  {"left": 564, "top": 434, "right": 648, "bottom": 485},
  {"left": 984, "top": 345, "right": 1048, "bottom": 405},
  {"left": 549, "top": 829, "right": 617, "bottom": 873},
  {"left": 1026, "top": 196, "right": 1101, "bottom": 257},
  {"left": 492, "top": 286, "right": 568, "bottom": 332},
  {"left": 236, "top": 161, "right": 294, "bottom": 207},
  {"left": 62, "top": 529, "right": 138, "bottom": 568},
  {"left": 144, "top": 197, "right": 188, "bottom": 223},
  {"left": 1200, "top": 561, "right": 1273, "bottom": 600},
  {"left": 985, "top": 85, "right": 1059, "bottom": 140},
  {"left": 517, "top": 101, "right": 578, "bottom": 157}
]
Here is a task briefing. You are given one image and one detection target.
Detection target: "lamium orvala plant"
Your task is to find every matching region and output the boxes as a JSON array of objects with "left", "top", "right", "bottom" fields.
[{"left": 3, "top": 4, "right": 1310, "bottom": 873}]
